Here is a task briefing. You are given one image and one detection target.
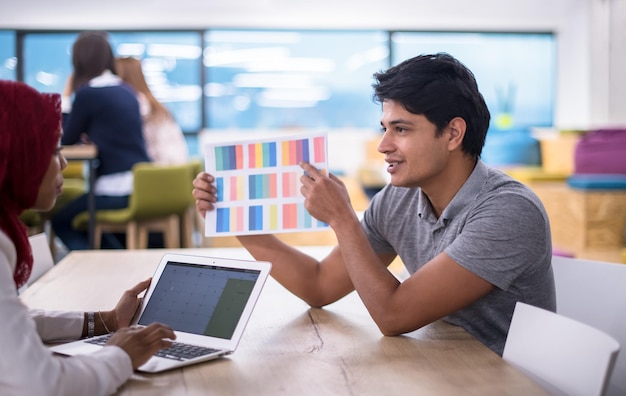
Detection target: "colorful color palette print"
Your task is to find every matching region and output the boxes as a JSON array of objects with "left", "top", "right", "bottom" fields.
[{"left": 204, "top": 133, "right": 329, "bottom": 236}]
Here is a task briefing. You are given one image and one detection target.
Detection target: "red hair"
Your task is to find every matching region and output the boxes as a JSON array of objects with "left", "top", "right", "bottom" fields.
[{"left": 0, "top": 80, "right": 61, "bottom": 288}]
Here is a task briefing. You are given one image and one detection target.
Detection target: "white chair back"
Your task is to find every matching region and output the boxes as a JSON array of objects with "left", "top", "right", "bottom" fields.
[
  {"left": 503, "top": 302, "right": 619, "bottom": 396},
  {"left": 18, "top": 233, "right": 54, "bottom": 294},
  {"left": 552, "top": 256, "right": 626, "bottom": 396}
]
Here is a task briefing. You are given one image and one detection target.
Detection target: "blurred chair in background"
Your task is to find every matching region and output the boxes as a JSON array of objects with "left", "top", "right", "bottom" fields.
[
  {"left": 19, "top": 160, "right": 87, "bottom": 258},
  {"left": 73, "top": 162, "right": 193, "bottom": 249},
  {"left": 503, "top": 301, "right": 619, "bottom": 396},
  {"left": 20, "top": 210, "right": 42, "bottom": 236},
  {"left": 17, "top": 233, "right": 55, "bottom": 294},
  {"left": 181, "top": 158, "right": 204, "bottom": 248},
  {"left": 42, "top": 161, "right": 86, "bottom": 250},
  {"left": 552, "top": 256, "right": 626, "bottom": 396}
]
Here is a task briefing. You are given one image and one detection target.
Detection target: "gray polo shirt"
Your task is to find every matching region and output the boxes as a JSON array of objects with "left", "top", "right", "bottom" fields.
[{"left": 361, "top": 160, "right": 556, "bottom": 355}]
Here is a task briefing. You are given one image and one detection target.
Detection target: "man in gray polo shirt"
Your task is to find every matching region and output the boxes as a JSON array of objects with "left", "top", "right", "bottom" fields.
[{"left": 193, "top": 52, "right": 556, "bottom": 356}]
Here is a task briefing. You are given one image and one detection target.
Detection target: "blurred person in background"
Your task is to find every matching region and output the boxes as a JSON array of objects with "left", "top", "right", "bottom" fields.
[
  {"left": 52, "top": 31, "right": 151, "bottom": 250},
  {"left": 115, "top": 56, "right": 189, "bottom": 165}
]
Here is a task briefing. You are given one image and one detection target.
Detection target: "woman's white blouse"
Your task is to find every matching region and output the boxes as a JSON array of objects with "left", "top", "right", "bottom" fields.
[{"left": 0, "top": 231, "right": 132, "bottom": 396}]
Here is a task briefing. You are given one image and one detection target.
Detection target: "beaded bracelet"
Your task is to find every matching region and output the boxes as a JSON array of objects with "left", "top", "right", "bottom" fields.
[{"left": 87, "top": 311, "right": 95, "bottom": 337}]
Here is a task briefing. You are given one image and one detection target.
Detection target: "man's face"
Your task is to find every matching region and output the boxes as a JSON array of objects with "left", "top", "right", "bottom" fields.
[{"left": 377, "top": 100, "right": 452, "bottom": 189}]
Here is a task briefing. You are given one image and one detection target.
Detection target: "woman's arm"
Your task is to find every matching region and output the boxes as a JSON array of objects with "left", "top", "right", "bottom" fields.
[{"left": 61, "top": 87, "right": 91, "bottom": 146}]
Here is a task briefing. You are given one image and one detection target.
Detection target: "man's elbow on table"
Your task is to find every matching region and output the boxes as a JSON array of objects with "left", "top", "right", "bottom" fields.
[{"left": 371, "top": 308, "right": 434, "bottom": 337}]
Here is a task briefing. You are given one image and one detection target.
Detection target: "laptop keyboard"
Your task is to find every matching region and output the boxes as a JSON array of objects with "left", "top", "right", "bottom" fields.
[
  {"left": 155, "top": 343, "right": 220, "bottom": 361},
  {"left": 85, "top": 334, "right": 220, "bottom": 361}
]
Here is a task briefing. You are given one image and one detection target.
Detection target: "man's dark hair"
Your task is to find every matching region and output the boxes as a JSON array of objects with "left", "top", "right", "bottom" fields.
[{"left": 372, "top": 53, "right": 490, "bottom": 158}]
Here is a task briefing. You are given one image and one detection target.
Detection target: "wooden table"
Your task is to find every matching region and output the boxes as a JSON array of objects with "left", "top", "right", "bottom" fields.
[
  {"left": 62, "top": 144, "right": 98, "bottom": 248},
  {"left": 20, "top": 247, "right": 549, "bottom": 395}
]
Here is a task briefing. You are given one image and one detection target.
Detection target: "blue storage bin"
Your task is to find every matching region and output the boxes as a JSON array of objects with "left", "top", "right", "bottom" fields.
[{"left": 481, "top": 128, "right": 541, "bottom": 167}]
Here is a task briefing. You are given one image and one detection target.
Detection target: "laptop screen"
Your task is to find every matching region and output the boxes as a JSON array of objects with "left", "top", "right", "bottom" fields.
[{"left": 138, "top": 261, "right": 261, "bottom": 339}]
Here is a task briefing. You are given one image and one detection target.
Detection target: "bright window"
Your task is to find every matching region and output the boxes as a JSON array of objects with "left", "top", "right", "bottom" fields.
[
  {"left": 22, "top": 31, "right": 202, "bottom": 133},
  {"left": 23, "top": 32, "right": 78, "bottom": 93},
  {"left": 204, "top": 30, "right": 389, "bottom": 131},
  {"left": 16, "top": 29, "right": 557, "bottom": 160},
  {"left": 109, "top": 32, "right": 202, "bottom": 133},
  {"left": 391, "top": 32, "right": 556, "bottom": 132},
  {"left": 0, "top": 30, "right": 17, "bottom": 80}
]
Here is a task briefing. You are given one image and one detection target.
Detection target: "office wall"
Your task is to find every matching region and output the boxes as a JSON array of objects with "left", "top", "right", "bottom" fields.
[
  {"left": 608, "top": 0, "right": 626, "bottom": 124},
  {"left": 0, "top": 0, "right": 623, "bottom": 128}
]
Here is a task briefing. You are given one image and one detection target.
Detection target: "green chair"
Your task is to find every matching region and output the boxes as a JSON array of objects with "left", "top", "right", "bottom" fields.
[
  {"left": 180, "top": 157, "right": 204, "bottom": 248},
  {"left": 73, "top": 162, "right": 194, "bottom": 249},
  {"left": 44, "top": 161, "right": 87, "bottom": 252},
  {"left": 20, "top": 161, "right": 87, "bottom": 255},
  {"left": 20, "top": 209, "right": 43, "bottom": 235}
]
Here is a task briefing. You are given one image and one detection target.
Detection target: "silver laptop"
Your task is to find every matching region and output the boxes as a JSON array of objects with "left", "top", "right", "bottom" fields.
[{"left": 50, "top": 253, "right": 272, "bottom": 373}]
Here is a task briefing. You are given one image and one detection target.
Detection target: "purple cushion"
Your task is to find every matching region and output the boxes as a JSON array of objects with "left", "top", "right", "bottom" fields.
[
  {"left": 553, "top": 247, "right": 575, "bottom": 258},
  {"left": 574, "top": 129, "right": 626, "bottom": 174}
]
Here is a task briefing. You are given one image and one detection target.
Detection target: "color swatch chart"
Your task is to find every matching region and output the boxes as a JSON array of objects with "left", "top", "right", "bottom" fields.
[{"left": 204, "top": 133, "right": 329, "bottom": 236}]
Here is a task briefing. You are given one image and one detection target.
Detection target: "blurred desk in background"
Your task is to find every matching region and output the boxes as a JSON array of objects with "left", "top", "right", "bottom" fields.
[{"left": 62, "top": 144, "right": 98, "bottom": 249}]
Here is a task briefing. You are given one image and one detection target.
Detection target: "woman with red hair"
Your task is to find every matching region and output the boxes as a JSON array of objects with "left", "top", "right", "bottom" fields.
[{"left": 0, "top": 80, "right": 175, "bottom": 395}]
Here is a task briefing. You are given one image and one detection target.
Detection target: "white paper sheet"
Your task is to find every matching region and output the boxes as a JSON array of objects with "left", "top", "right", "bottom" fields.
[{"left": 204, "top": 132, "right": 329, "bottom": 236}]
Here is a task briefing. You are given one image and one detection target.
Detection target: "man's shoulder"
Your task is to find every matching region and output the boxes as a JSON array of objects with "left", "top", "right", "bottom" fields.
[
  {"left": 475, "top": 171, "right": 547, "bottom": 222},
  {"left": 484, "top": 166, "right": 537, "bottom": 196}
]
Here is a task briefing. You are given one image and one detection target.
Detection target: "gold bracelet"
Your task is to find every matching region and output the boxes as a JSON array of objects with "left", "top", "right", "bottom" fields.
[{"left": 98, "top": 311, "right": 112, "bottom": 334}]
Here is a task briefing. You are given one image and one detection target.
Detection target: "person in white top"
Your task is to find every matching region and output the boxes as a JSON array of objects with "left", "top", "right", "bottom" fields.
[
  {"left": 0, "top": 80, "right": 176, "bottom": 396},
  {"left": 115, "top": 56, "right": 189, "bottom": 165}
]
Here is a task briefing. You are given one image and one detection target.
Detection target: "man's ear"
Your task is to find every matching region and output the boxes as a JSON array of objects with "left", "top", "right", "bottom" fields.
[{"left": 447, "top": 117, "right": 466, "bottom": 150}]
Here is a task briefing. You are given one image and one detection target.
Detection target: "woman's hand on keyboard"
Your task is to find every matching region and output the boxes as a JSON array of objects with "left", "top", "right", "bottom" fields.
[{"left": 107, "top": 322, "right": 176, "bottom": 369}]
